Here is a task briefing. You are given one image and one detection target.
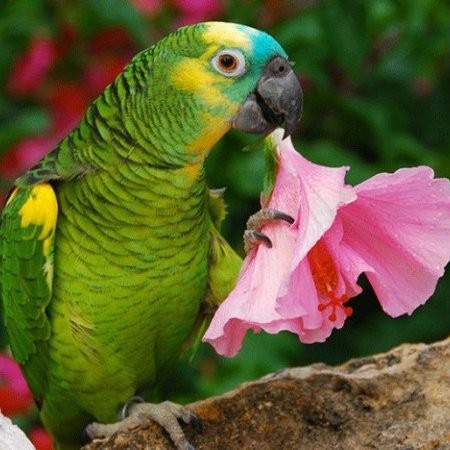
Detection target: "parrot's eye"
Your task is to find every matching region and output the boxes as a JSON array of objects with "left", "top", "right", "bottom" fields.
[{"left": 211, "top": 49, "right": 246, "bottom": 78}]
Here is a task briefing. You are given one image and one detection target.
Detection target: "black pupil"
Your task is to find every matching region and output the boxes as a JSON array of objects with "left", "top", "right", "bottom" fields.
[{"left": 220, "top": 54, "right": 235, "bottom": 69}]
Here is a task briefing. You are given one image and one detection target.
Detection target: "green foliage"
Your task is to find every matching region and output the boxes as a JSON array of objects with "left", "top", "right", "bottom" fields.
[{"left": 1, "top": 0, "right": 449, "bottom": 404}]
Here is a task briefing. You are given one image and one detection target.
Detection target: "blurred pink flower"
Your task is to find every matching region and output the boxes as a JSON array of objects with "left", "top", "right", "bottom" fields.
[
  {"left": 55, "top": 23, "right": 78, "bottom": 58},
  {"left": 131, "top": 0, "right": 162, "bottom": 16},
  {"left": 28, "top": 427, "right": 53, "bottom": 450},
  {"left": 0, "top": 135, "right": 54, "bottom": 179},
  {"left": 0, "top": 354, "right": 33, "bottom": 416},
  {"left": 173, "top": 0, "right": 224, "bottom": 26},
  {"left": 7, "top": 34, "right": 57, "bottom": 97},
  {"left": 83, "top": 54, "right": 132, "bottom": 97},
  {"left": 84, "top": 27, "right": 135, "bottom": 97},
  {"left": 46, "top": 83, "right": 89, "bottom": 135},
  {"left": 203, "top": 131, "right": 450, "bottom": 356},
  {"left": 87, "top": 27, "right": 135, "bottom": 56}
]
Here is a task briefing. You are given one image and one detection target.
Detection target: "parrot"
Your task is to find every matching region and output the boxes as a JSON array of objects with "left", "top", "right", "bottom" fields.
[{"left": 0, "top": 22, "right": 302, "bottom": 450}]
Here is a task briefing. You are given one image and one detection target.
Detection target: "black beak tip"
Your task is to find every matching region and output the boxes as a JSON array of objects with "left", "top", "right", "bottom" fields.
[
  {"left": 281, "top": 79, "right": 303, "bottom": 139},
  {"left": 282, "top": 112, "right": 301, "bottom": 139}
]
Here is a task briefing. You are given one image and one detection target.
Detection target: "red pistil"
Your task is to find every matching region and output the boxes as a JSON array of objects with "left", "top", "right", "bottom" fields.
[{"left": 307, "top": 240, "right": 353, "bottom": 322}]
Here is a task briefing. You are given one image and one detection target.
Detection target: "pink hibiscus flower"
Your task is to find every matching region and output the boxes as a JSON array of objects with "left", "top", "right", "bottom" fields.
[
  {"left": 173, "top": 0, "right": 224, "bottom": 26},
  {"left": 203, "top": 130, "right": 450, "bottom": 356},
  {"left": 131, "top": 0, "right": 162, "bottom": 16},
  {"left": 28, "top": 427, "right": 53, "bottom": 450},
  {"left": 7, "top": 34, "right": 57, "bottom": 97},
  {"left": 0, "top": 353, "right": 33, "bottom": 416}
]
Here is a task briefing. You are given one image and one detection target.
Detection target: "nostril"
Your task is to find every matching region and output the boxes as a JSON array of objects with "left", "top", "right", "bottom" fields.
[
  {"left": 266, "top": 56, "right": 292, "bottom": 77},
  {"left": 275, "top": 61, "right": 292, "bottom": 77}
]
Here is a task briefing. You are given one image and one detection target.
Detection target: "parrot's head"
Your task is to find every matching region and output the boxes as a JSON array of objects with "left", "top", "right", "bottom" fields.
[{"left": 145, "top": 22, "right": 303, "bottom": 158}]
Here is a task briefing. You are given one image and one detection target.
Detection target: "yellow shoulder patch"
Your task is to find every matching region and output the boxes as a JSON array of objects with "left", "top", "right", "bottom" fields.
[{"left": 19, "top": 184, "right": 58, "bottom": 255}]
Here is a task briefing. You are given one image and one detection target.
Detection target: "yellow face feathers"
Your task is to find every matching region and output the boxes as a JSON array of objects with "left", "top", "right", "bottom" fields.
[
  {"left": 202, "top": 22, "right": 253, "bottom": 52},
  {"left": 170, "top": 23, "right": 255, "bottom": 109},
  {"left": 171, "top": 57, "right": 237, "bottom": 109}
]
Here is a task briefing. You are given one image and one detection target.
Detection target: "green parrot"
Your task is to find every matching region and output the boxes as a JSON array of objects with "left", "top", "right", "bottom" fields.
[{"left": 0, "top": 22, "right": 301, "bottom": 449}]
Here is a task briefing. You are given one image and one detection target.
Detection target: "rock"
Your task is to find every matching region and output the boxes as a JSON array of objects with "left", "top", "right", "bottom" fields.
[
  {"left": 84, "top": 336, "right": 450, "bottom": 449},
  {"left": 0, "top": 412, "right": 35, "bottom": 450}
]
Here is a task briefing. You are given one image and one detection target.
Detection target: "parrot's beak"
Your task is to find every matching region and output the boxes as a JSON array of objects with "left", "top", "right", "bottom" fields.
[{"left": 232, "top": 56, "right": 303, "bottom": 138}]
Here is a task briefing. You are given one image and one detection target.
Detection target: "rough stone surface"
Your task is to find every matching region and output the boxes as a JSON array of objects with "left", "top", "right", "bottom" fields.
[{"left": 84, "top": 336, "right": 450, "bottom": 449}]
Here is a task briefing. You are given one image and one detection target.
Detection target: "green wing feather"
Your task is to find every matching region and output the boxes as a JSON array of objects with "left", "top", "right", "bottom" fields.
[{"left": 0, "top": 183, "right": 58, "bottom": 403}]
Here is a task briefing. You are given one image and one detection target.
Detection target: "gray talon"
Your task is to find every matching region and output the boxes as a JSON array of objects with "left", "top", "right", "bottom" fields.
[
  {"left": 246, "top": 208, "right": 294, "bottom": 230},
  {"left": 120, "top": 395, "right": 145, "bottom": 420},
  {"left": 244, "top": 230, "right": 272, "bottom": 254},
  {"left": 188, "top": 412, "right": 203, "bottom": 434},
  {"left": 252, "top": 231, "right": 273, "bottom": 248},
  {"left": 272, "top": 211, "right": 295, "bottom": 224},
  {"left": 244, "top": 208, "right": 293, "bottom": 253}
]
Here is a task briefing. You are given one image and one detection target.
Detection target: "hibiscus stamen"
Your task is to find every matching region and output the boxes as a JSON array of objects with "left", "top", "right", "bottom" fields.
[
  {"left": 308, "top": 240, "right": 353, "bottom": 322},
  {"left": 318, "top": 293, "right": 353, "bottom": 322}
]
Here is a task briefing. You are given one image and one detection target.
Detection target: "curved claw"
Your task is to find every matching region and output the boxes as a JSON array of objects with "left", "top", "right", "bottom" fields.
[
  {"left": 244, "top": 230, "right": 273, "bottom": 253},
  {"left": 244, "top": 208, "right": 294, "bottom": 253},
  {"left": 189, "top": 412, "right": 203, "bottom": 434},
  {"left": 246, "top": 208, "right": 294, "bottom": 230},
  {"left": 120, "top": 395, "right": 145, "bottom": 419},
  {"left": 172, "top": 403, "right": 202, "bottom": 434},
  {"left": 271, "top": 210, "right": 295, "bottom": 224}
]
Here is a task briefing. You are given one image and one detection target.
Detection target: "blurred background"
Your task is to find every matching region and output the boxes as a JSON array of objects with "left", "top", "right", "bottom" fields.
[{"left": 0, "top": 1, "right": 449, "bottom": 447}]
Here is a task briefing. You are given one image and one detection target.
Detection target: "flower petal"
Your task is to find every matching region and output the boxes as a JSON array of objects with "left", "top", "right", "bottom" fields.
[
  {"left": 272, "top": 132, "right": 356, "bottom": 310},
  {"left": 274, "top": 132, "right": 356, "bottom": 275},
  {"left": 339, "top": 166, "right": 450, "bottom": 316}
]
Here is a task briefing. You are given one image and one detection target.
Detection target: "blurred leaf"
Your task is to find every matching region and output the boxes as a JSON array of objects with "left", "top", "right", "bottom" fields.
[
  {"left": 82, "top": 0, "right": 149, "bottom": 44},
  {"left": 0, "top": 104, "right": 49, "bottom": 152}
]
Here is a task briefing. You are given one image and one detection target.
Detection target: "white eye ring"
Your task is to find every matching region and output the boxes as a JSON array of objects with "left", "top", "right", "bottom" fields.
[{"left": 211, "top": 49, "right": 247, "bottom": 78}]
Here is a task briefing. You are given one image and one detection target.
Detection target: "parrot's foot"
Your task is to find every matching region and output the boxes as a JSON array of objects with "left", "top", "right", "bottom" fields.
[
  {"left": 85, "top": 400, "right": 202, "bottom": 450},
  {"left": 244, "top": 208, "right": 294, "bottom": 253}
]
